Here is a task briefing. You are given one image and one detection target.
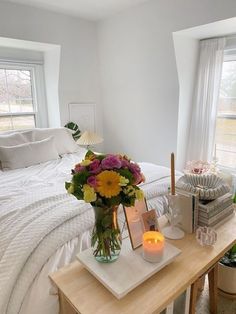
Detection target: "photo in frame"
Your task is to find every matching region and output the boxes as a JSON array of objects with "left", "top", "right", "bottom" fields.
[
  {"left": 141, "top": 209, "right": 159, "bottom": 232},
  {"left": 123, "top": 199, "right": 148, "bottom": 250}
]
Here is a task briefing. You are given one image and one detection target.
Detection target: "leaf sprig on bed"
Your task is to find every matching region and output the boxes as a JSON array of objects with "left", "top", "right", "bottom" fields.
[{"left": 65, "top": 150, "right": 145, "bottom": 207}]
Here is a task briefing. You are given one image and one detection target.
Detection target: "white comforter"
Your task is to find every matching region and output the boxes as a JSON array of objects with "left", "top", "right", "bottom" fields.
[{"left": 0, "top": 150, "right": 181, "bottom": 314}]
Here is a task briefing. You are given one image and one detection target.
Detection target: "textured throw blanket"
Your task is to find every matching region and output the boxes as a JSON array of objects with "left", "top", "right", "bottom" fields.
[{"left": 0, "top": 189, "right": 94, "bottom": 314}]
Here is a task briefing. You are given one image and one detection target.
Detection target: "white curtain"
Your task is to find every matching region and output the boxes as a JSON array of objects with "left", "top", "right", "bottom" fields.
[{"left": 187, "top": 37, "right": 225, "bottom": 162}]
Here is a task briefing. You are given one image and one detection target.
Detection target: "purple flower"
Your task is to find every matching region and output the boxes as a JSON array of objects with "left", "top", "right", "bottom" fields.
[
  {"left": 121, "top": 159, "right": 130, "bottom": 168},
  {"left": 101, "top": 155, "right": 122, "bottom": 170},
  {"left": 128, "top": 162, "right": 141, "bottom": 174},
  {"left": 128, "top": 163, "right": 142, "bottom": 184},
  {"left": 74, "top": 164, "right": 86, "bottom": 173},
  {"left": 87, "top": 176, "right": 98, "bottom": 188},
  {"left": 89, "top": 159, "right": 101, "bottom": 174}
]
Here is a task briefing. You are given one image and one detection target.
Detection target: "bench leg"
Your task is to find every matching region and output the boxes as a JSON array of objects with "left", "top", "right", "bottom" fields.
[
  {"left": 208, "top": 264, "right": 218, "bottom": 314},
  {"left": 165, "top": 301, "right": 174, "bottom": 314},
  {"left": 198, "top": 275, "right": 205, "bottom": 292},
  {"left": 189, "top": 280, "right": 198, "bottom": 314},
  {"left": 184, "top": 286, "right": 191, "bottom": 314}
]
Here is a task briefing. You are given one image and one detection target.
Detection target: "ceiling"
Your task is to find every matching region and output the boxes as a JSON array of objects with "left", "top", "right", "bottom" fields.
[{"left": 5, "top": 0, "right": 150, "bottom": 20}]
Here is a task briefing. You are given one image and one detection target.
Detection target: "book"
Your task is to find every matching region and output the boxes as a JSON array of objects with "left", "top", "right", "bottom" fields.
[
  {"left": 212, "top": 211, "right": 235, "bottom": 228},
  {"left": 176, "top": 189, "right": 199, "bottom": 233},
  {"left": 198, "top": 205, "right": 234, "bottom": 226},
  {"left": 199, "top": 209, "right": 235, "bottom": 227},
  {"left": 198, "top": 198, "right": 233, "bottom": 219},
  {"left": 199, "top": 193, "right": 232, "bottom": 213}
]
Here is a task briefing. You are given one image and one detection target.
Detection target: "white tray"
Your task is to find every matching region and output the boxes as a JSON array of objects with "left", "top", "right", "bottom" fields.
[{"left": 77, "top": 239, "right": 181, "bottom": 299}]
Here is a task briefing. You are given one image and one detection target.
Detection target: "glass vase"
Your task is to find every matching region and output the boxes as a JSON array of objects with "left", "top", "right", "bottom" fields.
[{"left": 91, "top": 205, "right": 122, "bottom": 263}]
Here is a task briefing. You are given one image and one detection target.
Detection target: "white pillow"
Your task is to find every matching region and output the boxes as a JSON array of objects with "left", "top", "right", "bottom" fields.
[
  {"left": 0, "top": 136, "right": 59, "bottom": 170},
  {"left": 33, "top": 128, "right": 78, "bottom": 155},
  {"left": 0, "top": 132, "right": 28, "bottom": 147},
  {"left": 0, "top": 131, "right": 35, "bottom": 169},
  {"left": 0, "top": 130, "right": 35, "bottom": 142}
]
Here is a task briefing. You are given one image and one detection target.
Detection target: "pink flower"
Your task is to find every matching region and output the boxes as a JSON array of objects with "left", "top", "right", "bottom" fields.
[
  {"left": 74, "top": 164, "right": 86, "bottom": 173},
  {"left": 128, "top": 163, "right": 143, "bottom": 185},
  {"left": 87, "top": 176, "right": 98, "bottom": 188},
  {"left": 128, "top": 162, "right": 141, "bottom": 174},
  {"left": 89, "top": 159, "right": 101, "bottom": 174},
  {"left": 121, "top": 159, "right": 130, "bottom": 168},
  {"left": 101, "top": 155, "right": 122, "bottom": 170}
]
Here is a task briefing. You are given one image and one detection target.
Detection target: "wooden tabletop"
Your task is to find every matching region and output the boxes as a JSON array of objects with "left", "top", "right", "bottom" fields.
[{"left": 50, "top": 214, "right": 236, "bottom": 314}]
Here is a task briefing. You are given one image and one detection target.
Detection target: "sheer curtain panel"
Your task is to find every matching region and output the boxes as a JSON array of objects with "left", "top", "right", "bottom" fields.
[{"left": 187, "top": 38, "right": 225, "bottom": 163}]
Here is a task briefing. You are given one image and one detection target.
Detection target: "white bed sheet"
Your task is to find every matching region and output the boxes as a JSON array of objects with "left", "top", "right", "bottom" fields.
[
  {"left": 0, "top": 148, "right": 87, "bottom": 210},
  {"left": 0, "top": 152, "right": 182, "bottom": 314}
]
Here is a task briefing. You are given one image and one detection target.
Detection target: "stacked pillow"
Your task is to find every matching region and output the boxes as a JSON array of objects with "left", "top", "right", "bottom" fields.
[
  {"left": 33, "top": 128, "right": 78, "bottom": 155},
  {"left": 0, "top": 128, "right": 78, "bottom": 170}
]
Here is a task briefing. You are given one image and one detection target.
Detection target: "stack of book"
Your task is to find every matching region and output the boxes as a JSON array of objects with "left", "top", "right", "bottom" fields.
[{"left": 198, "top": 193, "right": 234, "bottom": 227}]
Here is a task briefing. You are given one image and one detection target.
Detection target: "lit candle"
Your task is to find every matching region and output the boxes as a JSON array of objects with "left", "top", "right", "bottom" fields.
[
  {"left": 142, "top": 231, "right": 165, "bottom": 263},
  {"left": 171, "top": 153, "right": 175, "bottom": 195}
]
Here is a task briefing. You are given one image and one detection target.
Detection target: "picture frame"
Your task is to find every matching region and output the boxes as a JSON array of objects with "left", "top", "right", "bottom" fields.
[
  {"left": 141, "top": 209, "right": 159, "bottom": 232},
  {"left": 123, "top": 199, "right": 148, "bottom": 250}
]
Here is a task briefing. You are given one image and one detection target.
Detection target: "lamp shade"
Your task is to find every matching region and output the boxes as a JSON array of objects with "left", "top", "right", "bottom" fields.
[{"left": 76, "top": 131, "right": 103, "bottom": 146}]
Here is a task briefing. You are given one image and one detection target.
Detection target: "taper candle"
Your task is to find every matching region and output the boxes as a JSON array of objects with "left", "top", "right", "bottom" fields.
[{"left": 171, "top": 152, "right": 175, "bottom": 195}]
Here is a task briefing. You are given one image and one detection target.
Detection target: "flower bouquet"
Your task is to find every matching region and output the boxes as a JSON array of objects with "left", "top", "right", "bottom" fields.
[{"left": 65, "top": 150, "right": 145, "bottom": 262}]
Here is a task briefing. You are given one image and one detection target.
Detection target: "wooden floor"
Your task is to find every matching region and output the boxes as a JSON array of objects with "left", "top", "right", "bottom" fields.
[{"left": 173, "top": 278, "right": 236, "bottom": 314}]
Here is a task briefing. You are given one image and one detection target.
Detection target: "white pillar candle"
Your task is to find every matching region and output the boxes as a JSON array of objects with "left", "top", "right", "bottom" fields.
[{"left": 142, "top": 231, "right": 165, "bottom": 263}]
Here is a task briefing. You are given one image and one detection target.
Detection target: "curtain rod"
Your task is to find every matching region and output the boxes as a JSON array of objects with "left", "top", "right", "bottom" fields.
[
  {"left": 0, "top": 58, "right": 43, "bottom": 65},
  {"left": 201, "top": 33, "right": 236, "bottom": 42}
]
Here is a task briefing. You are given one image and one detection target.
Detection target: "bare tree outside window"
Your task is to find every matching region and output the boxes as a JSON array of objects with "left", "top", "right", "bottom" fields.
[{"left": 0, "top": 67, "right": 36, "bottom": 131}]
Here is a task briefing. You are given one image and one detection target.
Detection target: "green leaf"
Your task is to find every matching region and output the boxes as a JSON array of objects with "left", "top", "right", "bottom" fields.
[
  {"left": 101, "top": 215, "right": 112, "bottom": 228},
  {"left": 108, "top": 195, "right": 121, "bottom": 207},
  {"left": 220, "top": 256, "right": 231, "bottom": 266},
  {"left": 73, "top": 189, "right": 83, "bottom": 200},
  {"left": 64, "top": 122, "right": 81, "bottom": 141},
  {"left": 103, "top": 229, "right": 112, "bottom": 238},
  {"left": 65, "top": 182, "right": 71, "bottom": 190},
  {"left": 231, "top": 244, "right": 236, "bottom": 254},
  {"left": 85, "top": 150, "right": 96, "bottom": 159},
  {"left": 72, "top": 171, "right": 90, "bottom": 186},
  {"left": 117, "top": 168, "right": 134, "bottom": 183},
  {"left": 233, "top": 194, "right": 236, "bottom": 204}
]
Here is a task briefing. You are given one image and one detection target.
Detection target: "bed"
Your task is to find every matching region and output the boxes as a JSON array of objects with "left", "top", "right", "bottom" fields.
[{"left": 0, "top": 128, "right": 181, "bottom": 314}]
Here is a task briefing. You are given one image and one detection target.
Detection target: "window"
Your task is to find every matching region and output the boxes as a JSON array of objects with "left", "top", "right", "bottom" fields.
[
  {"left": 215, "top": 58, "right": 236, "bottom": 169},
  {"left": 0, "top": 62, "right": 47, "bottom": 131}
]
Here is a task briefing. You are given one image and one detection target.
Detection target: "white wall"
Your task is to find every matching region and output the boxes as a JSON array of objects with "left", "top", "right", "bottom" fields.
[
  {"left": 0, "top": 1, "right": 102, "bottom": 133},
  {"left": 98, "top": 0, "right": 236, "bottom": 168}
]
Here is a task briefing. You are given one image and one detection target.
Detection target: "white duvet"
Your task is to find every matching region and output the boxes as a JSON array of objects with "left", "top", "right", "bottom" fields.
[{"left": 0, "top": 149, "right": 181, "bottom": 314}]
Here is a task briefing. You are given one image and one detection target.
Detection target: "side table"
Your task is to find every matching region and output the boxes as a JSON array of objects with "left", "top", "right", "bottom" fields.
[{"left": 50, "top": 214, "right": 236, "bottom": 314}]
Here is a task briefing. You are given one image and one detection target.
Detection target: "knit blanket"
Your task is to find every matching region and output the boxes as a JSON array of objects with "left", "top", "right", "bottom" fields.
[{"left": 0, "top": 188, "right": 94, "bottom": 314}]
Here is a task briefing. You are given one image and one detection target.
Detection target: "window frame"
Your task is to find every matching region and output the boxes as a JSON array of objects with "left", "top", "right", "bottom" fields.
[
  {"left": 215, "top": 55, "right": 236, "bottom": 172},
  {"left": 0, "top": 60, "right": 48, "bottom": 131}
]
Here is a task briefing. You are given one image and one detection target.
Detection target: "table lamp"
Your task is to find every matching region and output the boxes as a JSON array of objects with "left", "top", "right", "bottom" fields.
[{"left": 76, "top": 130, "right": 103, "bottom": 149}]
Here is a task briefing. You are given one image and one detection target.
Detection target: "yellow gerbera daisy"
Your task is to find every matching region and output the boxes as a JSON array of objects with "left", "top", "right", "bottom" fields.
[{"left": 96, "top": 170, "right": 121, "bottom": 198}]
